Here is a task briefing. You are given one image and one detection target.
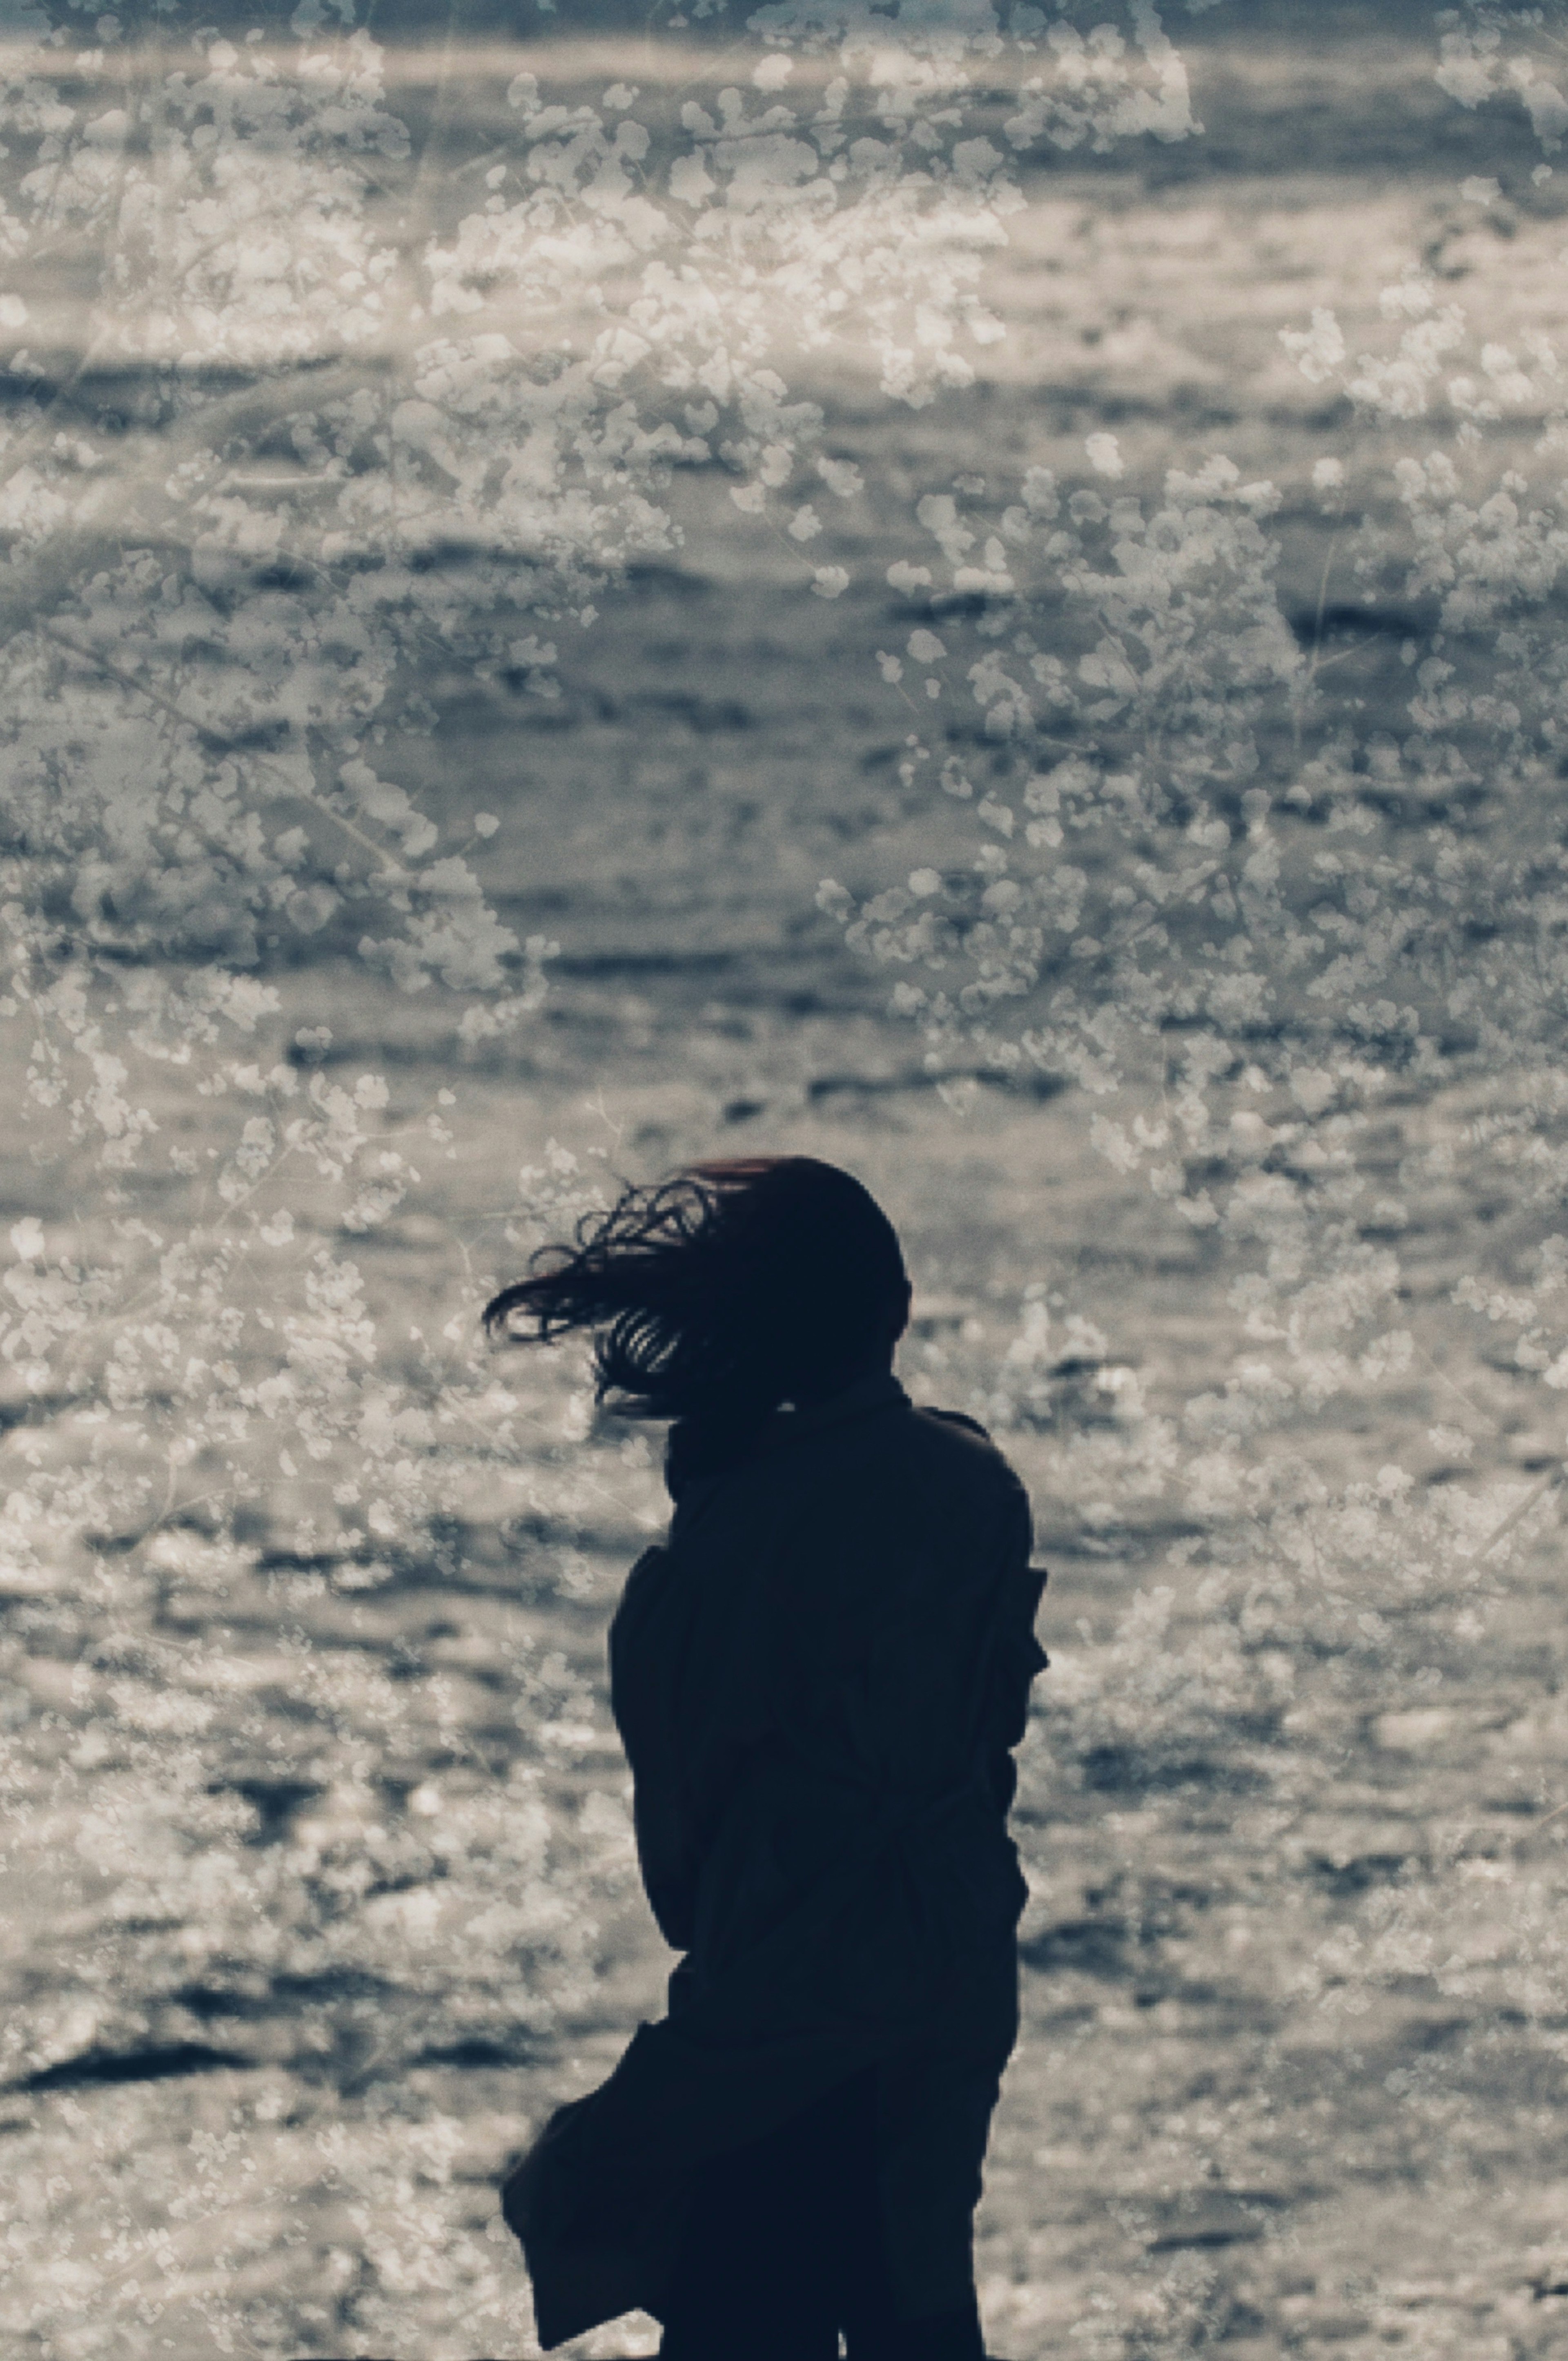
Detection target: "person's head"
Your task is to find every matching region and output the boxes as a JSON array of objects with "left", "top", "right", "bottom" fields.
[{"left": 482, "top": 1155, "right": 911, "bottom": 1483}]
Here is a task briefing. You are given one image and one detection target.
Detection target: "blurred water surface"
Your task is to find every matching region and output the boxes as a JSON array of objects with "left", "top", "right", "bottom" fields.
[{"left": 3, "top": 8, "right": 1568, "bottom": 2359}]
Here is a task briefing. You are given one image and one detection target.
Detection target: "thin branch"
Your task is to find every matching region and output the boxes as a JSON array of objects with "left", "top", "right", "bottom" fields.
[
  {"left": 1470, "top": 1461, "right": 1562, "bottom": 1565},
  {"left": 36, "top": 619, "right": 406, "bottom": 880}
]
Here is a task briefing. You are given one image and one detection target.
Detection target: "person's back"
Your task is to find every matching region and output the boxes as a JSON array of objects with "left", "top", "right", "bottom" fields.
[
  {"left": 614, "top": 1372, "right": 1041, "bottom": 1997},
  {"left": 487, "top": 1156, "right": 1048, "bottom": 2359}
]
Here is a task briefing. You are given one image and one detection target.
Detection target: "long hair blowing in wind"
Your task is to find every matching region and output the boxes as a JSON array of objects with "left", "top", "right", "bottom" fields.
[{"left": 483, "top": 1155, "right": 908, "bottom": 1480}]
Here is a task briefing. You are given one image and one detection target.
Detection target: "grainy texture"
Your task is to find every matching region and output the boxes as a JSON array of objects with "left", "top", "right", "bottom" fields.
[{"left": 2, "top": 11, "right": 1568, "bottom": 2360}]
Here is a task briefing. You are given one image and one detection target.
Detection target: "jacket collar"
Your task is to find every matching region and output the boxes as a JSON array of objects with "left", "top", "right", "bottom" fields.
[
  {"left": 751, "top": 1366, "right": 911, "bottom": 1454},
  {"left": 663, "top": 1369, "right": 913, "bottom": 1531}
]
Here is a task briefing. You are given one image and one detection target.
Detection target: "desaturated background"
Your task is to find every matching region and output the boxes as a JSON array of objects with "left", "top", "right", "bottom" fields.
[{"left": 4, "top": 4, "right": 1568, "bottom": 2357}]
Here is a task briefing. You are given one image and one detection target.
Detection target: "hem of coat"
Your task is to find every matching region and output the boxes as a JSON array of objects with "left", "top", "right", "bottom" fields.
[
  {"left": 507, "top": 2004, "right": 943, "bottom": 2348},
  {"left": 523, "top": 2180, "right": 693, "bottom": 2350}
]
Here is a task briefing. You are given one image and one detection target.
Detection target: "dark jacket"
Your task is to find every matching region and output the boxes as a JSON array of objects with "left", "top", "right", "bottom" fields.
[{"left": 502, "top": 1368, "right": 1048, "bottom": 2350}]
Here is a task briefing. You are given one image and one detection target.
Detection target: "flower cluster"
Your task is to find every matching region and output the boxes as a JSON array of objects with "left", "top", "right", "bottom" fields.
[{"left": 822, "top": 264, "right": 1568, "bottom": 1449}]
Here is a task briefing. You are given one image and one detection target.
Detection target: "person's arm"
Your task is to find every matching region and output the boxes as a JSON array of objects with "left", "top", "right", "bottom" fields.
[
  {"left": 980, "top": 1485, "right": 1049, "bottom": 1813},
  {"left": 630, "top": 1783, "right": 701, "bottom": 1953},
  {"left": 608, "top": 1544, "right": 702, "bottom": 1951}
]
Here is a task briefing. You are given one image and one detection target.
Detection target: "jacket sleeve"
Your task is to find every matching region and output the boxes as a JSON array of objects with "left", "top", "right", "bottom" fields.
[
  {"left": 980, "top": 1487, "right": 1049, "bottom": 1814},
  {"left": 631, "top": 1787, "right": 701, "bottom": 1954},
  {"left": 923, "top": 1407, "right": 1049, "bottom": 1738},
  {"left": 608, "top": 1545, "right": 703, "bottom": 1952}
]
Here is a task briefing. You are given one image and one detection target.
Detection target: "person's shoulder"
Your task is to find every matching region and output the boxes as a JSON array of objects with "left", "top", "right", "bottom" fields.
[
  {"left": 907, "top": 1401, "right": 1004, "bottom": 1458},
  {"left": 918, "top": 1406, "right": 992, "bottom": 1440},
  {"left": 903, "top": 1401, "right": 1029, "bottom": 1505},
  {"left": 884, "top": 1405, "right": 1035, "bottom": 1579}
]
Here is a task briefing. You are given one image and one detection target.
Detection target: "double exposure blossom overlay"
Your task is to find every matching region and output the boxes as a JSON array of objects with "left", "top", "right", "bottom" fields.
[
  {"left": 13, "top": 0, "right": 1568, "bottom": 2350},
  {"left": 822, "top": 158, "right": 1568, "bottom": 1470},
  {"left": 0, "top": 4, "right": 1225, "bottom": 2355}
]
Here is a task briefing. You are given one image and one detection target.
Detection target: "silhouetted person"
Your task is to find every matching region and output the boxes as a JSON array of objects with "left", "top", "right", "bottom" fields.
[{"left": 490, "top": 1155, "right": 1048, "bottom": 2359}]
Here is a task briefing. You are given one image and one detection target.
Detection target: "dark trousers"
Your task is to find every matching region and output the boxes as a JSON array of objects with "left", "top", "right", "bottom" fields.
[{"left": 655, "top": 2063, "right": 989, "bottom": 2361}]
